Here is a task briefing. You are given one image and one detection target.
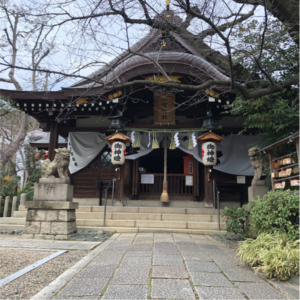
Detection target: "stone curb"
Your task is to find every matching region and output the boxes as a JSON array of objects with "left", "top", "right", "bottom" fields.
[
  {"left": 267, "top": 279, "right": 299, "bottom": 300},
  {"left": 30, "top": 233, "right": 120, "bottom": 300}
]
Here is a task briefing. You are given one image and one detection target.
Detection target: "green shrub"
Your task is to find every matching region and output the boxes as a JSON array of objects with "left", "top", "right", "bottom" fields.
[
  {"left": 236, "top": 232, "right": 299, "bottom": 280},
  {"left": 0, "top": 170, "right": 20, "bottom": 198},
  {"left": 249, "top": 190, "right": 299, "bottom": 240},
  {"left": 19, "top": 182, "right": 35, "bottom": 201},
  {"left": 221, "top": 206, "right": 249, "bottom": 237}
]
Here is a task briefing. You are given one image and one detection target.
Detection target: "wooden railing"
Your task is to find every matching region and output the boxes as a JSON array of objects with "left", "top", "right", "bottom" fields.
[{"left": 139, "top": 173, "right": 193, "bottom": 195}]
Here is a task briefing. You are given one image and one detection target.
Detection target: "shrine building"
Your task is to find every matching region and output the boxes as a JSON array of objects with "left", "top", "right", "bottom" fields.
[{"left": 0, "top": 7, "right": 258, "bottom": 209}]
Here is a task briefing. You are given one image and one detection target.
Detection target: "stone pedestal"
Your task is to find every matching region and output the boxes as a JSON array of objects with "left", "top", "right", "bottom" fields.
[
  {"left": 248, "top": 180, "right": 269, "bottom": 202},
  {"left": 33, "top": 182, "right": 73, "bottom": 202},
  {"left": 23, "top": 177, "right": 78, "bottom": 240},
  {"left": 23, "top": 201, "right": 78, "bottom": 240}
]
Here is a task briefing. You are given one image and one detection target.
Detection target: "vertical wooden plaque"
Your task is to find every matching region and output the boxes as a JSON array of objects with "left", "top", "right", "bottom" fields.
[{"left": 154, "top": 95, "right": 176, "bottom": 125}]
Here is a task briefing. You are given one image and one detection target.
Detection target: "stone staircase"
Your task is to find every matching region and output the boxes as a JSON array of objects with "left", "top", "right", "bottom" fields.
[{"left": 0, "top": 204, "right": 226, "bottom": 234}]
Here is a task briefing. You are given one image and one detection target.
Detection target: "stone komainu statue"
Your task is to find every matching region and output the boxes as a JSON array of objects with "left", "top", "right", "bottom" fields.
[
  {"left": 248, "top": 147, "right": 268, "bottom": 185},
  {"left": 41, "top": 148, "right": 70, "bottom": 180}
]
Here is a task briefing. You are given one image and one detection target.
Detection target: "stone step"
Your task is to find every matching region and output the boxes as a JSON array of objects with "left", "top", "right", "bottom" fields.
[
  {"left": 0, "top": 218, "right": 26, "bottom": 225},
  {"left": 76, "top": 212, "right": 225, "bottom": 222},
  {"left": 13, "top": 211, "right": 27, "bottom": 218},
  {"left": 76, "top": 226, "right": 226, "bottom": 235},
  {"left": 161, "top": 214, "right": 225, "bottom": 222},
  {"left": 77, "top": 219, "right": 225, "bottom": 230},
  {"left": 76, "top": 206, "right": 222, "bottom": 215},
  {"left": 16, "top": 205, "right": 222, "bottom": 215},
  {"left": 74, "top": 198, "right": 206, "bottom": 208},
  {"left": 0, "top": 224, "right": 24, "bottom": 230},
  {"left": 134, "top": 220, "right": 225, "bottom": 230},
  {"left": 0, "top": 217, "right": 225, "bottom": 230}
]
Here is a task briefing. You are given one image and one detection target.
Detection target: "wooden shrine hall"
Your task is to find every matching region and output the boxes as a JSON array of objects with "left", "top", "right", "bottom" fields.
[{"left": 0, "top": 7, "right": 258, "bottom": 208}]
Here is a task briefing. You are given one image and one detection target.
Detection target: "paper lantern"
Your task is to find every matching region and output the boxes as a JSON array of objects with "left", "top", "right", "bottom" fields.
[
  {"left": 111, "top": 141, "right": 126, "bottom": 165},
  {"left": 202, "top": 142, "right": 217, "bottom": 166}
]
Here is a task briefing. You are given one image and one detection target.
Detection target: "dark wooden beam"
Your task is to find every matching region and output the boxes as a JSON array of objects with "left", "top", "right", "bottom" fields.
[
  {"left": 29, "top": 143, "right": 67, "bottom": 150},
  {"left": 59, "top": 127, "right": 110, "bottom": 133},
  {"left": 114, "top": 166, "right": 125, "bottom": 205}
]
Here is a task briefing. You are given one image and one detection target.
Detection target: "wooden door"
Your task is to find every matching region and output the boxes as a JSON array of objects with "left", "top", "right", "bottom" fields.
[{"left": 72, "top": 147, "right": 115, "bottom": 198}]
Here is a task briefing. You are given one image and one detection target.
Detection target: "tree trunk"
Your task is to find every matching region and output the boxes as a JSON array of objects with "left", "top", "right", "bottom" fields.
[{"left": 0, "top": 113, "right": 29, "bottom": 171}]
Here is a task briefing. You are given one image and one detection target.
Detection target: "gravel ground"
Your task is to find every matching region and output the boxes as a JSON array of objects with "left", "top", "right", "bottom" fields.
[
  {"left": 0, "top": 250, "right": 88, "bottom": 300},
  {"left": 0, "top": 229, "right": 114, "bottom": 242},
  {"left": 0, "top": 249, "right": 55, "bottom": 278}
]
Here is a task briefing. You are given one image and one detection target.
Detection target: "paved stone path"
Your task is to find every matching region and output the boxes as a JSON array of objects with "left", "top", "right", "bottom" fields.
[{"left": 33, "top": 233, "right": 293, "bottom": 300}]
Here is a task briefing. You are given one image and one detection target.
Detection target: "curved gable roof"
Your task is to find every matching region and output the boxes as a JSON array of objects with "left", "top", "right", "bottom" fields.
[
  {"left": 68, "top": 51, "right": 229, "bottom": 92},
  {"left": 70, "top": 11, "right": 229, "bottom": 90}
]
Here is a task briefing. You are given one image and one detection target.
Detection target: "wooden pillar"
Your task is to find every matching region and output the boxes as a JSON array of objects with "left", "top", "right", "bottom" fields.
[
  {"left": 204, "top": 166, "right": 213, "bottom": 207},
  {"left": 114, "top": 166, "right": 124, "bottom": 206},
  {"left": 193, "top": 159, "right": 199, "bottom": 199},
  {"left": 49, "top": 121, "right": 58, "bottom": 161},
  {"left": 123, "top": 160, "right": 132, "bottom": 198}
]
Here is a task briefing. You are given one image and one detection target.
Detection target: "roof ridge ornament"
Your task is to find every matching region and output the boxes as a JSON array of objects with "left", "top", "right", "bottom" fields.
[{"left": 166, "top": 0, "right": 170, "bottom": 10}]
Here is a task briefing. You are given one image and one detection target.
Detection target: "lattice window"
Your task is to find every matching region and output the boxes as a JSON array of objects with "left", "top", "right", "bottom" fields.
[
  {"left": 87, "top": 158, "right": 98, "bottom": 169},
  {"left": 100, "top": 151, "right": 114, "bottom": 169}
]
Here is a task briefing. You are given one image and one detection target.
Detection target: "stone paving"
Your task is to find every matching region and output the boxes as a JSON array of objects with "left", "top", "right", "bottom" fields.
[{"left": 32, "top": 233, "right": 293, "bottom": 300}]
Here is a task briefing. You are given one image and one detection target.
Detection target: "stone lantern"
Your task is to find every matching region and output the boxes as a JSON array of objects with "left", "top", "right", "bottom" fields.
[
  {"left": 107, "top": 112, "right": 130, "bottom": 130},
  {"left": 198, "top": 115, "right": 221, "bottom": 130}
]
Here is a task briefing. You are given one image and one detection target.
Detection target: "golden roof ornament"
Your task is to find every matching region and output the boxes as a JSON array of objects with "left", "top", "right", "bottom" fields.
[
  {"left": 76, "top": 98, "right": 88, "bottom": 104},
  {"left": 108, "top": 90, "right": 122, "bottom": 100},
  {"left": 166, "top": 0, "right": 170, "bottom": 10},
  {"left": 145, "top": 75, "right": 181, "bottom": 83}
]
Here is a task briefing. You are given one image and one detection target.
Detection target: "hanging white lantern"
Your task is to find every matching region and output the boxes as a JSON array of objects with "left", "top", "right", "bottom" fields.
[
  {"left": 111, "top": 141, "right": 126, "bottom": 165},
  {"left": 202, "top": 141, "right": 217, "bottom": 166}
]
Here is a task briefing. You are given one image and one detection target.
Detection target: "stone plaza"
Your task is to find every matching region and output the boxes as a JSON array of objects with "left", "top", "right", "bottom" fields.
[{"left": 30, "top": 233, "right": 297, "bottom": 300}]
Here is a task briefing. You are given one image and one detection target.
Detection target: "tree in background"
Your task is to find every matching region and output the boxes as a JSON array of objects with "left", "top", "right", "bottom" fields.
[
  {"left": 0, "top": 2, "right": 55, "bottom": 172},
  {"left": 225, "top": 18, "right": 299, "bottom": 145},
  {"left": 24, "top": 144, "right": 45, "bottom": 183}
]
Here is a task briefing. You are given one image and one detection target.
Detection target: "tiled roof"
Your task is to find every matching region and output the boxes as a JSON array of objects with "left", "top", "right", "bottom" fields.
[{"left": 70, "top": 11, "right": 229, "bottom": 89}]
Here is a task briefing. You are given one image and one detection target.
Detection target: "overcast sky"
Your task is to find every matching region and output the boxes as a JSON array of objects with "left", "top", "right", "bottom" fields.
[{"left": 0, "top": 0, "right": 266, "bottom": 92}]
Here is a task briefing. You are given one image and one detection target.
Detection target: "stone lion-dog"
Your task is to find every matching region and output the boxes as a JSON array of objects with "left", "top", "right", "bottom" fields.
[{"left": 41, "top": 148, "right": 70, "bottom": 180}]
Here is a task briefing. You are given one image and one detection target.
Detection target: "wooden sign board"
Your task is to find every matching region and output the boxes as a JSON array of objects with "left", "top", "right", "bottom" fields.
[
  {"left": 237, "top": 176, "right": 246, "bottom": 184},
  {"left": 185, "top": 175, "right": 193, "bottom": 186},
  {"left": 154, "top": 95, "right": 175, "bottom": 125},
  {"left": 141, "top": 174, "right": 154, "bottom": 184}
]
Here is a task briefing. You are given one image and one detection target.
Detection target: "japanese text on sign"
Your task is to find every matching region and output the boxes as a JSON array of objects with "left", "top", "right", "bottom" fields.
[
  {"left": 185, "top": 175, "right": 193, "bottom": 186},
  {"left": 113, "top": 142, "right": 122, "bottom": 161},
  {"left": 206, "top": 143, "right": 215, "bottom": 163}
]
